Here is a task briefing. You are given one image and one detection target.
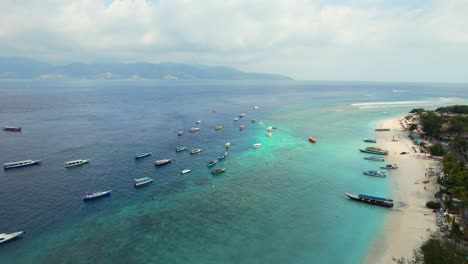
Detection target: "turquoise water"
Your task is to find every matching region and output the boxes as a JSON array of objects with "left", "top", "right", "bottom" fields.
[{"left": 0, "top": 80, "right": 466, "bottom": 263}]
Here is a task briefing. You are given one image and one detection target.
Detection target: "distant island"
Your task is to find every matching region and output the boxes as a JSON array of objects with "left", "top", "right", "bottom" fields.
[{"left": 0, "top": 57, "right": 292, "bottom": 80}]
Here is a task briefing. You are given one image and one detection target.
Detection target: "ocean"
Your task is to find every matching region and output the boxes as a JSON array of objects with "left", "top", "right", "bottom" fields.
[{"left": 0, "top": 80, "right": 466, "bottom": 263}]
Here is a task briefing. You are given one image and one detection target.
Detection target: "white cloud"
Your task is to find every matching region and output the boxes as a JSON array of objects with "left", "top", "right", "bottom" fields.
[{"left": 0, "top": 0, "right": 467, "bottom": 81}]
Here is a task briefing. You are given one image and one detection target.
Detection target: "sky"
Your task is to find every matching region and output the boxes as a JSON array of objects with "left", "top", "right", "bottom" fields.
[{"left": 1, "top": 0, "right": 468, "bottom": 82}]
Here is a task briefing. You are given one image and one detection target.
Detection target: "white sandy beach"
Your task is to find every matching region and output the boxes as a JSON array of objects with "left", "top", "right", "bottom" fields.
[{"left": 365, "top": 115, "right": 440, "bottom": 264}]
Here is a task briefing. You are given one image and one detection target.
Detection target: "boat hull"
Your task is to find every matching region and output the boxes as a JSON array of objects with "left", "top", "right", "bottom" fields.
[
  {"left": 345, "top": 193, "right": 393, "bottom": 207},
  {"left": 83, "top": 191, "right": 112, "bottom": 201},
  {"left": 359, "top": 149, "right": 388, "bottom": 155},
  {"left": 4, "top": 160, "right": 41, "bottom": 170}
]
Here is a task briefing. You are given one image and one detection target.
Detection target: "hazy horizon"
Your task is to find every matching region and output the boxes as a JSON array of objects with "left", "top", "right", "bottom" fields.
[{"left": 1, "top": 0, "right": 468, "bottom": 82}]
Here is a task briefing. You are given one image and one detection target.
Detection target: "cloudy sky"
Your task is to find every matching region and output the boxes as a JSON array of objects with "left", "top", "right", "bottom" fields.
[{"left": 1, "top": 0, "right": 467, "bottom": 82}]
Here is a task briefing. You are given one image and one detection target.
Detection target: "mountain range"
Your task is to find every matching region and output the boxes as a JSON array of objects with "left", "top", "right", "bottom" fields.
[{"left": 0, "top": 57, "right": 291, "bottom": 80}]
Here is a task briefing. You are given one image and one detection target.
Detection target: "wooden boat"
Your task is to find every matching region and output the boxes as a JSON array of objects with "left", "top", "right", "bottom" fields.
[
  {"left": 344, "top": 193, "right": 393, "bottom": 207},
  {"left": 266, "top": 133, "right": 272, "bottom": 137},
  {"left": 239, "top": 113, "right": 246, "bottom": 118},
  {"left": 3, "top": 126, "right": 22, "bottom": 132},
  {"left": 176, "top": 146, "right": 187, "bottom": 152},
  {"left": 375, "top": 128, "right": 390, "bottom": 131},
  {"left": 380, "top": 164, "right": 398, "bottom": 169},
  {"left": 309, "top": 137, "right": 316, "bottom": 143},
  {"left": 267, "top": 126, "right": 273, "bottom": 131},
  {"left": 363, "top": 170, "right": 386, "bottom": 177},
  {"left": 207, "top": 160, "right": 218, "bottom": 167},
  {"left": 191, "top": 148, "right": 203, "bottom": 154},
  {"left": 359, "top": 147, "right": 388, "bottom": 155},
  {"left": 253, "top": 143, "right": 261, "bottom": 149},
  {"left": 218, "top": 152, "right": 228, "bottom": 160},
  {"left": 4, "top": 160, "right": 41, "bottom": 170},
  {"left": 178, "top": 130, "right": 184, "bottom": 136},
  {"left": 0, "top": 231, "right": 24, "bottom": 244},
  {"left": 364, "top": 156, "right": 385, "bottom": 162},
  {"left": 190, "top": 127, "right": 200, "bottom": 132},
  {"left": 65, "top": 159, "right": 89, "bottom": 168},
  {"left": 211, "top": 168, "right": 226, "bottom": 174},
  {"left": 363, "top": 139, "right": 376, "bottom": 143},
  {"left": 225, "top": 143, "right": 231, "bottom": 148},
  {"left": 155, "top": 159, "right": 171, "bottom": 166},
  {"left": 134, "top": 177, "right": 154, "bottom": 187},
  {"left": 135, "top": 152, "right": 152, "bottom": 159},
  {"left": 196, "top": 120, "right": 202, "bottom": 124},
  {"left": 180, "top": 169, "right": 191, "bottom": 174},
  {"left": 83, "top": 190, "right": 112, "bottom": 201},
  {"left": 215, "top": 125, "right": 223, "bottom": 130},
  {"left": 233, "top": 118, "right": 239, "bottom": 122},
  {"left": 239, "top": 125, "right": 246, "bottom": 130}
]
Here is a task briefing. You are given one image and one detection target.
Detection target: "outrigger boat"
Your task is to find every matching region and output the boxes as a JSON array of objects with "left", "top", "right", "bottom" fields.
[
  {"left": 344, "top": 193, "right": 394, "bottom": 207},
  {"left": 381, "top": 164, "right": 398, "bottom": 169},
  {"left": 196, "top": 120, "right": 202, "bottom": 124},
  {"left": 207, "top": 160, "right": 218, "bottom": 167},
  {"left": 191, "top": 149, "right": 203, "bottom": 154},
  {"left": 155, "top": 159, "right": 171, "bottom": 166},
  {"left": 211, "top": 168, "right": 226, "bottom": 174},
  {"left": 3, "top": 126, "right": 22, "bottom": 132},
  {"left": 0, "top": 231, "right": 24, "bottom": 244},
  {"left": 364, "top": 156, "right": 385, "bottom": 162},
  {"left": 4, "top": 159, "right": 41, "bottom": 170},
  {"left": 135, "top": 152, "right": 152, "bottom": 159},
  {"left": 180, "top": 169, "right": 191, "bottom": 174},
  {"left": 359, "top": 147, "right": 388, "bottom": 155},
  {"left": 65, "top": 159, "right": 89, "bottom": 168},
  {"left": 83, "top": 190, "right": 112, "bottom": 201},
  {"left": 134, "top": 177, "right": 154, "bottom": 187},
  {"left": 363, "top": 139, "right": 376, "bottom": 143},
  {"left": 218, "top": 152, "right": 228, "bottom": 160},
  {"left": 363, "top": 170, "right": 386, "bottom": 177},
  {"left": 176, "top": 146, "right": 187, "bottom": 152}
]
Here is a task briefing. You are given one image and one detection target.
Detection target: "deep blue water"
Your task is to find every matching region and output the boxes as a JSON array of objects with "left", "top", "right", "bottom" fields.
[{"left": 0, "top": 80, "right": 466, "bottom": 263}]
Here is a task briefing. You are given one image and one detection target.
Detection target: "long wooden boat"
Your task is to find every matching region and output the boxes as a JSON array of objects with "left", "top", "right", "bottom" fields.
[
  {"left": 211, "top": 168, "right": 226, "bottom": 174},
  {"left": 218, "top": 152, "right": 228, "bottom": 160},
  {"left": 134, "top": 177, "right": 154, "bottom": 187},
  {"left": 345, "top": 193, "right": 393, "bottom": 207},
  {"left": 375, "top": 128, "right": 390, "bottom": 131},
  {"left": 359, "top": 147, "right": 388, "bottom": 155},
  {"left": 155, "top": 159, "right": 171, "bottom": 166},
  {"left": 176, "top": 146, "right": 187, "bottom": 152},
  {"left": 83, "top": 190, "right": 112, "bottom": 201},
  {"left": 65, "top": 159, "right": 89, "bottom": 168},
  {"left": 135, "top": 152, "right": 152, "bottom": 159},
  {"left": 364, "top": 156, "right": 385, "bottom": 162},
  {"left": 207, "top": 160, "right": 218, "bottom": 167},
  {"left": 3, "top": 126, "right": 22, "bottom": 132},
  {"left": 380, "top": 164, "right": 398, "bottom": 169},
  {"left": 4, "top": 160, "right": 41, "bottom": 170},
  {"left": 363, "top": 170, "right": 386, "bottom": 177},
  {"left": 191, "top": 149, "right": 203, "bottom": 154},
  {"left": 363, "top": 139, "right": 376, "bottom": 143}
]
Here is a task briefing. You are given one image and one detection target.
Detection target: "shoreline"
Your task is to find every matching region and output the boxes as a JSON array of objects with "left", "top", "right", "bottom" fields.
[{"left": 365, "top": 114, "right": 440, "bottom": 263}]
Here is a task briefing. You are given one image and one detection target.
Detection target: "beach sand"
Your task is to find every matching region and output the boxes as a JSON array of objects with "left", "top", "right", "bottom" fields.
[{"left": 365, "top": 115, "right": 440, "bottom": 264}]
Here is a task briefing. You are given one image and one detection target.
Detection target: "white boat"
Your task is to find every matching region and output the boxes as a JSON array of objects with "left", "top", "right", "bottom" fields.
[
  {"left": 180, "top": 169, "right": 191, "bottom": 174},
  {"left": 64, "top": 159, "right": 89, "bottom": 168},
  {"left": 191, "top": 148, "right": 203, "bottom": 154},
  {"left": 83, "top": 190, "right": 112, "bottom": 200},
  {"left": 233, "top": 118, "right": 239, "bottom": 122},
  {"left": 267, "top": 126, "right": 273, "bottom": 131},
  {"left": 253, "top": 143, "right": 261, "bottom": 149},
  {"left": 190, "top": 127, "right": 200, "bottom": 132},
  {"left": 196, "top": 120, "right": 202, "bottom": 124},
  {"left": 225, "top": 143, "right": 231, "bottom": 148},
  {"left": 0, "top": 231, "right": 24, "bottom": 244},
  {"left": 4, "top": 160, "right": 41, "bottom": 170},
  {"left": 155, "top": 159, "right": 171, "bottom": 166},
  {"left": 134, "top": 177, "right": 154, "bottom": 187}
]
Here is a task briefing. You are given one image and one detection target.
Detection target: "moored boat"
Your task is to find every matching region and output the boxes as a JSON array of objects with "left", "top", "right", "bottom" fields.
[
  {"left": 4, "top": 159, "right": 41, "bottom": 170},
  {"left": 266, "top": 133, "right": 272, "bottom": 137},
  {"left": 309, "top": 137, "right": 316, "bottom": 143},
  {"left": 191, "top": 148, "right": 203, "bottom": 154},
  {"left": 83, "top": 190, "right": 112, "bottom": 201},
  {"left": 267, "top": 126, "right": 273, "bottom": 131},
  {"left": 381, "top": 164, "right": 398, "bottom": 169},
  {"left": 225, "top": 142, "right": 231, "bottom": 148},
  {"left": 344, "top": 193, "right": 393, "bottom": 207},
  {"left": 207, "top": 159, "right": 218, "bottom": 167},
  {"left": 218, "top": 152, "right": 228, "bottom": 160},
  {"left": 211, "top": 168, "right": 226, "bottom": 174},
  {"left": 253, "top": 143, "right": 261, "bottom": 149},
  {"left": 65, "top": 159, "right": 89, "bottom": 168},
  {"left": 375, "top": 128, "right": 390, "bottom": 131},
  {"left": 176, "top": 146, "right": 187, "bottom": 152},
  {"left": 233, "top": 118, "right": 239, "bottom": 122},
  {"left": 215, "top": 125, "right": 223, "bottom": 130},
  {"left": 180, "top": 169, "right": 191, "bottom": 174},
  {"left": 135, "top": 152, "right": 152, "bottom": 159},
  {"left": 363, "top": 170, "right": 386, "bottom": 177},
  {"left": 134, "top": 177, "right": 154, "bottom": 187},
  {"left": 0, "top": 231, "right": 24, "bottom": 244},
  {"left": 196, "top": 120, "right": 202, "bottom": 124},
  {"left": 363, "top": 139, "right": 376, "bottom": 143},
  {"left": 239, "top": 113, "right": 246, "bottom": 118},
  {"left": 364, "top": 156, "right": 385, "bottom": 162},
  {"left": 155, "top": 159, "right": 171, "bottom": 166},
  {"left": 3, "top": 126, "right": 22, "bottom": 132},
  {"left": 178, "top": 130, "right": 184, "bottom": 136},
  {"left": 359, "top": 147, "right": 388, "bottom": 155},
  {"left": 239, "top": 125, "right": 246, "bottom": 130},
  {"left": 190, "top": 127, "right": 200, "bottom": 132}
]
